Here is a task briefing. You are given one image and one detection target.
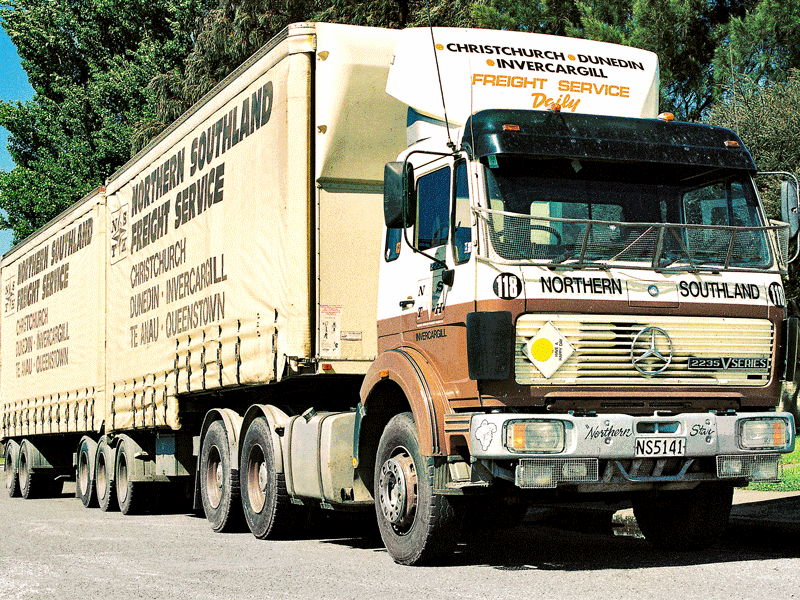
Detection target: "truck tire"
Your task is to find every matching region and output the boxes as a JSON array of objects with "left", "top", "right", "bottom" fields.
[
  {"left": 200, "top": 420, "right": 244, "bottom": 532},
  {"left": 96, "top": 438, "right": 118, "bottom": 512},
  {"left": 374, "top": 412, "right": 462, "bottom": 565},
  {"left": 4, "top": 441, "right": 20, "bottom": 498},
  {"left": 240, "top": 417, "right": 300, "bottom": 539},
  {"left": 632, "top": 482, "right": 734, "bottom": 550},
  {"left": 115, "top": 440, "right": 146, "bottom": 515},
  {"left": 18, "top": 441, "right": 41, "bottom": 499},
  {"left": 77, "top": 438, "right": 98, "bottom": 508}
]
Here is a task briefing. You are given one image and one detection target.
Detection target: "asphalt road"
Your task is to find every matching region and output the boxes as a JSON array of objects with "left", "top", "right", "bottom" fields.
[{"left": 2, "top": 482, "right": 800, "bottom": 600}]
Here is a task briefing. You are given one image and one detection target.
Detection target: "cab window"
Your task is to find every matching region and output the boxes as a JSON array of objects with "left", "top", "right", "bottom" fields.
[{"left": 415, "top": 167, "right": 450, "bottom": 250}]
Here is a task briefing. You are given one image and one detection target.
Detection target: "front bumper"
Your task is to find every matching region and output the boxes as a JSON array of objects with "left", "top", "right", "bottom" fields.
[{"left": 469, "top": 411, "right": 795, "bottom": 489}]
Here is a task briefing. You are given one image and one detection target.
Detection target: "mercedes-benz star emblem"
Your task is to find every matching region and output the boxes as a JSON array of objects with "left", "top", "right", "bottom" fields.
[{"left": 630, "top": 326, "right": 673, "bottom": 376}]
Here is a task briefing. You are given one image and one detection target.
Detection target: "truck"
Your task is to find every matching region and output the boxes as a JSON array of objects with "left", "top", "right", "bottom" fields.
[{"left": 2, "top": 22, "right": 799, "bottom": 565}]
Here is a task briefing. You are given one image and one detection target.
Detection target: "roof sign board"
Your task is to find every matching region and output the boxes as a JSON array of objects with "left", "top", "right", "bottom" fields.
[{"left": 386, "top": 27, "right": 660, "bottom": 124}]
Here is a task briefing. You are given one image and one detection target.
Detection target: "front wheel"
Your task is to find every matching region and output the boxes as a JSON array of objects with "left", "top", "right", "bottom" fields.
[
  {"left": 632, "top": 482, "right": 734, "bottom": 550},
  {"left": 374, "top": 412, "right": 462, "bottom": 565}
]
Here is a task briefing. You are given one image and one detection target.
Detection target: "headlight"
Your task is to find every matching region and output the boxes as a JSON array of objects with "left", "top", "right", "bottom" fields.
[
  {"left": 739, "top": 418, "right": 790, "bottom": 450},
  {"left": 505, "top": 420, "right": 565, "bottom": 453}
]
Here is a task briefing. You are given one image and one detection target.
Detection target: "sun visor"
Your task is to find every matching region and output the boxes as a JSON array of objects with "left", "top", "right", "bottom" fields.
[{"left": 386, "top": 28, "right": 660, "bottom": 124}]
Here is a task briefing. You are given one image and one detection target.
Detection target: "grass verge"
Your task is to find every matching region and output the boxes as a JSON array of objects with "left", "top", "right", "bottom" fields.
[{"left": 747, "top": 445, "right": 800, "bottom": 492}]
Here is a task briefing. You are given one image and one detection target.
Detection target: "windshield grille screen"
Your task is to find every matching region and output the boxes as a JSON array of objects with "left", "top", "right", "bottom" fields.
[{"left": 477, "top": 208, "right": 783, "bottom": 272}]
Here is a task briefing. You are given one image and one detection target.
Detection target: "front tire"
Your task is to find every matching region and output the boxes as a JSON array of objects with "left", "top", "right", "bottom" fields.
[
  {"left": 632, "top": 483, "right": 734, "bottom": 550},
  {"left": 374, "top": 412, "right": 462, "bottom": 565}
]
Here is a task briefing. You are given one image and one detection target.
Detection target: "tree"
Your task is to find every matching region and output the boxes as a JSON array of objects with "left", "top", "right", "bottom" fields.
[
  {"left": 711, "top": 71, "right": 800, "bottom": 307},
  {"left": 0, "top": 0, "right": 206, "bottom": 242},
  {"left": 469, "top": 0, "right": 779, "bottom": 122},
  {"left": 136, "top": 0, "right": 477, "bottom": 150}
]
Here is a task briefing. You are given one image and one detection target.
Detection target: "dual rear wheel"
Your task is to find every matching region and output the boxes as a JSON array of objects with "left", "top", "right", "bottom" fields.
[{"left": 199, "top": 418, "right": 301, "bottom": 538}]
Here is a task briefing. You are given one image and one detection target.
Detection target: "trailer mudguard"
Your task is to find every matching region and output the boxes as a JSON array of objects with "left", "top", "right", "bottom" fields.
[
  {"left": 19, "top": 438, "right": 54, "bottom": 471},
  {"left": 198, "top": 408, "right": 245, "bottom": 471}
]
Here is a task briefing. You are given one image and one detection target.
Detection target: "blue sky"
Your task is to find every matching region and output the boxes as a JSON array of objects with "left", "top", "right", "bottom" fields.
[{"left": 0, "top": 23, "right": 34, "bottom": 254}]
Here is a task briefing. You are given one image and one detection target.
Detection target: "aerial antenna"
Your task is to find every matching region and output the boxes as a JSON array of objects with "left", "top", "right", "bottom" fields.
[
  {"left": 425, "top": 0, "right": 456, "bottom": 151},
  {"left": 730, "top": 46, "right": 739, "bottom": 136}
]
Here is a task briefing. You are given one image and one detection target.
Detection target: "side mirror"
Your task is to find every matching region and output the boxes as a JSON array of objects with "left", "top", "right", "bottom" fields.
[
  {"left": 384, "top": 162, "right": 415, "bottom": 228},
  {"left": 781, "top": 180, "right": 799, "bottom": 238}
]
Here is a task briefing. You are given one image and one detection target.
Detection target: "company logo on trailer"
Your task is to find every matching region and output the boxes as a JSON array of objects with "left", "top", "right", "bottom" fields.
[{"left": 110, "top": 206, "right": 129, "bottom": 264}]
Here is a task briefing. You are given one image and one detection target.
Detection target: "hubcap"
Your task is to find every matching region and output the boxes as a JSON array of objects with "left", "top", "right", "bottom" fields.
[
  {"left": 205, "top": 446, "right": 223, "bottom": 509},
  {"left": 18, "top": 453, "right": 28, "bottom": 490},
  {"left": 246, "top": 444, "right": 267, "bottom": 513},
  {"left": 97, "top": 454, "right": 107, "bottom": 500},
  {"left": 78, "top": 451, "right": 90, "bottom": 495},
  {"left": 118, "top": 456, "right": 129, "bottom": 503},
  {"left": 378, "top": 451, "right": 417, "bottom": 532},
  {"left": 4, "top": 451, "right": 13, "bottom": 490}
]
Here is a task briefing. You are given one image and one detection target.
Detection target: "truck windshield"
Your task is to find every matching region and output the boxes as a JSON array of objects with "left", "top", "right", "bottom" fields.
[{"left": 479, "top": 156, "right": 774, "bottom": 271}]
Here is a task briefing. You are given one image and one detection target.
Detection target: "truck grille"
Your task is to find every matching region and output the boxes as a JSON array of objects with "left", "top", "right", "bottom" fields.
[{"left": 516, "top": 314, "right": 773, "bottom": 386}]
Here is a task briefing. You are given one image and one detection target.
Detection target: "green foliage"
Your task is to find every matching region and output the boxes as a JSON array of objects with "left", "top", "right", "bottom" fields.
[
  {"left": 136, "top": 0, "right": 477, "bottom": 151},
  {"left": 0, "top": 0, "right": 206, "bottom": 243},
  {"left": 711, "top": 71, "right": 800, "bottom": 309},
  {"left": 747, "top": 447, "right": 800, "bottom": 491},
  {"left": 3, "top": 0, "right": 800, "bottom": 243}
]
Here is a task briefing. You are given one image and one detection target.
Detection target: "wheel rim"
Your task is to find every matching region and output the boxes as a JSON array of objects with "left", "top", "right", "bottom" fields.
[
  {"left": 78, "top": 449, "right": 90, "bottom": 496},
  {"left": 18, "top": 452, "right": 29, "bottom": 491},
  {"left": 378, "top": 450, "right": 417, "bottom": 534},
  {"left": 4, "top": 450, "right": 14, "bottom": 490},
  {"left": 96, "top": 452, "right": 108, "bottom": 501},
  {"left": 246, "top": 444, "right": 267, "bottom": 513},
  {"left": 204, "top": 445, "right": 223, "bottom": 509},
  {"left": 117, "top": 453, "right": 129, "bottom": 504}
]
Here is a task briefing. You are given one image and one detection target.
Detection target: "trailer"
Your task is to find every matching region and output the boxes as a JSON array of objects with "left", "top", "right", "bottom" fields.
[{"left": 3, "top": 22, "right": 798, "bottom": 565}]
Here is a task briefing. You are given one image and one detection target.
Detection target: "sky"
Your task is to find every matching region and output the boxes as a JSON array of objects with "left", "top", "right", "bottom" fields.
[{"left": 0, "top": 24, "right": 35, "bottom": 255}]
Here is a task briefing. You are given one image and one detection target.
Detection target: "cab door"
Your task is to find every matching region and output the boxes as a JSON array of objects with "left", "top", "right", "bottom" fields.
[{"left": 376, "top": 155, "right": 478, "bottom": 402}]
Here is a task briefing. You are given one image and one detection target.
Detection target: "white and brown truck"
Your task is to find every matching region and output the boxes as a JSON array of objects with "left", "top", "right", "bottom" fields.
[{"left": 2, "top": 23, "right": 798, "bottom": 565}]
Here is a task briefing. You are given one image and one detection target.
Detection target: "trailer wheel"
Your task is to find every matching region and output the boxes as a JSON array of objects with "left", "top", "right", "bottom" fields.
[
  {"left": 374, "top": 412, "right": 462, "bottom": 565},
  {"left": 200, "top": 420, "right": 243, "bottom": 532},
  {"left": 115, "top": 440, "right": 146, "bottom": 515},
  {"left": 241, "top": 417, "right": 298, "bottom": 539},
  {"left": 95, "top": 438, "right": 118, "bottom": 512},
  {"left": 4, "top": 441, "right": 20, "bottom": 498},
  {"left": 632, "top": 482, "right": 734, "bottom": 550},
  {"left": 77, "top": 438, "right": 98, "bottom": 508},
  {"left": 18, "top": 442, "right": 41, "bottom": 499}
]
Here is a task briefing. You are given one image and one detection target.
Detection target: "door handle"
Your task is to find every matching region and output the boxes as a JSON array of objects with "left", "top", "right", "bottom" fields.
[{"left": 399, "top": 298, "right": 415, "bottom": 309}]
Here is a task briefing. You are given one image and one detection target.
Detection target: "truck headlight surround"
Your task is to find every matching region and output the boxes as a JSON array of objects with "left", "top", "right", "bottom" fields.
[
  {"left": 739, "top": 417, "right": 791, "bottom": 450},
  {"left": 505, "top": 420, "right": 565, "bottom": 453}
]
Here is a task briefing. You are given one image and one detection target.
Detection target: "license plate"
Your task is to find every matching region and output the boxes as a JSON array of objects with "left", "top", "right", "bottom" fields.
[{"left": 634, "top": 437, "right": 686, "bottom": 457}]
